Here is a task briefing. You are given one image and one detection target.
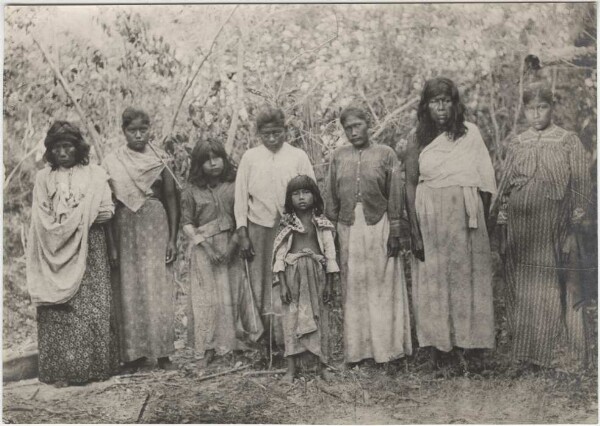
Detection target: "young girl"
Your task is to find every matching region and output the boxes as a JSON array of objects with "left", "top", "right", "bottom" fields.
[
  {"left": 272, "top": 175, "right": 339, "bottom": 382},
  {"left": 181, "top": 139, "right": 260, "bottom": 365}
]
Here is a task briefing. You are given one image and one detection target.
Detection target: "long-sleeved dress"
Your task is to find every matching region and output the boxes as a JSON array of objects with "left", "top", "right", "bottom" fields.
[
  {"left": 182, "top": 181, "right": 259, "bottom": 356},
  {"left": 326, "top": 143, "right": 412, "bottom": 363},
  {"left": 497, "top": 124, "right": 591, "bottom": 367},
  {"left": 27, "top": 164, "right": 117, "bottom": 384}
]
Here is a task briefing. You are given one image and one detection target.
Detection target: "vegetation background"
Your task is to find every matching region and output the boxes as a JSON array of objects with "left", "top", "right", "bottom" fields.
[{"left": 3, "top": 4, "right": 597, "bottom": 423}]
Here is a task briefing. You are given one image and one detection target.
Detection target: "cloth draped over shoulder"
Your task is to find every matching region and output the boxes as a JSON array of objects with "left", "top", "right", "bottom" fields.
[
  {"left": 27, "top": 164, "right": 113, "bottom": 305},
  {"left": 102, "top": 145, "right": 168, "bottom": 212},
  {"left": 418, "top": 122, "right": 496, "bottom": 228}
]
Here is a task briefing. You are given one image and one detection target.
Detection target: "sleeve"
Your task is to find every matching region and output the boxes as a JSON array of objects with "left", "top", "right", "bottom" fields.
[
  {"left": 180, "top": 188, "right": 196, "bottom": 227},
  {"left": 385, "top": 148, "right": 402, "bottom": 238},
  {"left": 299, "top": 150, "right": 316, "bottom": 181},
  {"left": 234, "top": 153, "right": 250, "bottom": 229},
  {"left": 494, "top": 139, "right": 518, "bottom": 225},
  {"left": 474, "top": 126, "right": 497, "bottom": 195},
  {"left": 567, "top": 133, "right": 591, "bottom": 225},
  {"left": 94, "top": 180, "right": 115, "bottom": 223},
  {"left": 322, "top": 229, "right": 340, "bottom": 273},
  {"left": 325, "top": 151, "right": 340, "bottom": 224}
]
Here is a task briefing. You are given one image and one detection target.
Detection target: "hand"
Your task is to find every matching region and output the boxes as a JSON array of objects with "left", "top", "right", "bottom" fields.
[
  {"left": 411, "top": 231, "right": 425, "bottom": 262},
  {"left": 561, "top": 233, "right": 577, "bottom": 264},
  {"left": 387, "top": 235, "right": 400, "bottom": 258},
  {"left": 498, "top": 225, "right": 507, "bottom": 260},
  {"left": 323, "top": 273, "right": 335, "bottom": 304},
  {"left": 280, "top": 282, "right": 292, "bottom": 305},
  {"left": 238, "top": 227, "right": 255, "bottom": 260},
  {"left": 165, "top": 240, "right": 177, "bottom": 264},
  {"left": 201, "top": 242, "right": 222, "bottom": 265},
  {"left": 109, "top": 246, "right": 119, "bottom": 268}
]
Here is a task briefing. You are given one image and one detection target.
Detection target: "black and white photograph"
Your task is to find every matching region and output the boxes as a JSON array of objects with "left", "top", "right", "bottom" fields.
[{"left": 2, "top": 2, "right": 598, "bottom": 423}]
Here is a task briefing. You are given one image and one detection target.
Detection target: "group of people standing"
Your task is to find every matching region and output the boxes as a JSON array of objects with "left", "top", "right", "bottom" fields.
[{"left": 26, "top": 76, "right": 592, "bottom": 387}]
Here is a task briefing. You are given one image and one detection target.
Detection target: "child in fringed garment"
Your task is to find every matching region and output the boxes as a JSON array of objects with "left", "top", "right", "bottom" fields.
[
  {"left": 272, "top": 175, "right": 339, "bottom": 382},
  {"left": 181, "top": 139, "right": 263, "bottom": 365}
]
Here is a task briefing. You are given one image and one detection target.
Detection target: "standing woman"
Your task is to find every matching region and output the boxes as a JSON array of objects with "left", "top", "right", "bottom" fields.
[
  {"left": 27, "top": 121, "right": 117, "bottom": 385},
  {"left": 405, "top": 78, "right": 497, "bottom": 367},
  {"left": 103, "top": 107, "right": 179, "bottom": 370},
  {"left": 496, "top": 82, "right": 591, "bottom": 369},
  {"left": 326, "top": 106, "right": 412, "bottom": 365}
]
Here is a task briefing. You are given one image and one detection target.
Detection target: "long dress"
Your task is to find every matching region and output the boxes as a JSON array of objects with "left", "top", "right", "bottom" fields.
[
  {"left": 181, "top": 182, "right": 257, "bottom": 356},
  {"left": 103, "top": 146, "right": 175, "bottom": 362},
  {"left": 27, "top": 164, "right": 117, "bottom": 384},
  {"left": 410, "top": 122, "right": 497, "bottom": 351},
  {"left": 326, "top": 143, "right": 412, "bottom": 363},
  {"left": 498, "top": 124, "right": 591, "bottom": 367}
]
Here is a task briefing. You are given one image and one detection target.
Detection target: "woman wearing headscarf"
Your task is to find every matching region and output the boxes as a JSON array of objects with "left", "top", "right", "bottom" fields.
[
  {"left": 27, "top": 121, "right": 117, "bottom": 386},
  {"left": 405, "top": 78, "right": 497, "bottom": 368},
  {"left": 326, "top": 105, "right": 412, "bottom": 365},
  {"left": 103, "top": 107, "right": 179, "bottom": 371},
  {"left": 496, "top": 82, "right": 591, "bottom": 370}
]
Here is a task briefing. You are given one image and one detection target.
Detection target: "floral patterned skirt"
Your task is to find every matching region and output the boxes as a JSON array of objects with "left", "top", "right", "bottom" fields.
[{"left": 37, "top": 225, "right": 118, "bottom": 384}]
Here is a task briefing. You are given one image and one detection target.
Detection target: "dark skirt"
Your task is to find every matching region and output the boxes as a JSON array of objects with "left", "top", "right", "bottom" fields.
[{"left": 37, "top": 225, "right": 118, "bottom": 384}]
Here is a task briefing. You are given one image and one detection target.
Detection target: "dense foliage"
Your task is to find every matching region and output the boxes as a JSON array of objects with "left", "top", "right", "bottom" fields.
[{"left": 3, "top": 4, "right": 596, "bottom": 349}]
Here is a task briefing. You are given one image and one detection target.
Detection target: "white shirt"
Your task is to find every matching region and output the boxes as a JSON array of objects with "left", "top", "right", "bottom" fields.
[{"left": 234, "top": 143, "right": 316, "bottom": 228}]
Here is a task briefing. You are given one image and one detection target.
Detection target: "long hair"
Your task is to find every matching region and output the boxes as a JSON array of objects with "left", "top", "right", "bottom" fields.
[
  {"left": 416, "top": 77, "right": 467, "bottom": 148},
  {"left": 188, "top": 138, "right": 236, "bottom": 188},
  {"left": 43, "top": 121, "right": 90, "bottom": 170},
  {"left": 283, "top": 174, "right": 324, "bottom": 216}
]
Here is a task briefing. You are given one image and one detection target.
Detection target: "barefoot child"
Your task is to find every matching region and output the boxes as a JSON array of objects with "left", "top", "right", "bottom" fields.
[
  {"left": 181, "top": 139, "right": 252, "bottom": 365},
  {"left": 272, "top": 175, "right": 340, "bottom": 381}
]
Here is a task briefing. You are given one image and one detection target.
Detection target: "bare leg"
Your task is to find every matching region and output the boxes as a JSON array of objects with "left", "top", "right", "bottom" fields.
[
  {"left": 283, "top": 357, "right": 295, "bottom": 383},
  {"left": 319, "top": 363, "right": 332, "bottom": 381}
]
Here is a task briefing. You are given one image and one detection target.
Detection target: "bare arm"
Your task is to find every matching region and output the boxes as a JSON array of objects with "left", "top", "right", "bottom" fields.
[
  {"left": 162, "top": 169, "right": 179, "bottom": 263},
  {"left": 404, "top": 133, "right": 424, "bottom": 261}
]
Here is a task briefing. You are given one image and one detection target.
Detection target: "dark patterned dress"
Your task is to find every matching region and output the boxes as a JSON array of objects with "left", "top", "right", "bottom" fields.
[
  {"left": 499, "top": 124, "right": 591, "bottom": 367},
  {"left": 37, "top": 225, "right": 118, "bottom": 384}
]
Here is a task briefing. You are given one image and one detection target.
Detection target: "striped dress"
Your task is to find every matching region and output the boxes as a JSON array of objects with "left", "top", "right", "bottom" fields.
[{"left": 499, "top": 124, "right": 591, "bottom": 367}]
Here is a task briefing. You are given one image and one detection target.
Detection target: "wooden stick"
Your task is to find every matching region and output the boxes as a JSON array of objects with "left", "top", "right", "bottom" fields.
[
  {"left": 165, "top": 6, "right": 238, "bottom": 141},
  {"left": 242, "top": 369, "right": 286, "bottom": 377},
  {"left": 136, "top": 392, "right": 151, "bottom": 423},
  {"left": 33, "top": 38, "right": 104, "bottom": 163},
  {"left": 197, "top": 364, "right": 250, "bottom": 382},
  {"left": 146, "top": 142, "right": 182, "bottom": 190}
]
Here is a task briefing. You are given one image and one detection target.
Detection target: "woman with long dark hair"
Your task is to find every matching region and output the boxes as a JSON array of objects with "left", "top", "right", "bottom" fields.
[
  {"left": 405, "top": 78, "right": 497, "bottom": 369},
  {"left": 27, "top": 121, "right": 117, "bottom": 385}
]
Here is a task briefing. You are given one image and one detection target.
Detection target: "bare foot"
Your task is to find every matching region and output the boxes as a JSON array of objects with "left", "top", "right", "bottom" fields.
[
  {"left": 157, "top": 357, "right": 178, "bottom": 371},
  {"left": 319, "top": 368, "right": 333, "bottom": 382},
  {"left": 282, "top": 371, "right": 295, "bottom": 383},
  {"left": 53, "top": 380, "right": 69, "bottom": 388}
]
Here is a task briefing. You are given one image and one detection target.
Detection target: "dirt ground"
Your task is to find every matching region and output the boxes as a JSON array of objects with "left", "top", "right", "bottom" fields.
[{"left": 3, "top": 345, "right": 598, "bottom": 424}]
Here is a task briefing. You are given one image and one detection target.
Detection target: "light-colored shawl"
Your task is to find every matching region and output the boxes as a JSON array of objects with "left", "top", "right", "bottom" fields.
[
  {"left": 418, "top": 122, "right": 497, "bottom": 228},
  {"left": 26, "top": 164, "right": 110, "bottom": 305},
  {"left": 102, "top": 144, "right": 167, "bottom": 212}
]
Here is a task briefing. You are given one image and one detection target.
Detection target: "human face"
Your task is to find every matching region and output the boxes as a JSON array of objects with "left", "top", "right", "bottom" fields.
[
  {"left": 291, "top": 188, "right": 314, "bottom": 212},
  {"left": 52, "top": 140, "right": 77, "bottom": 169},
  {"left": 524, "top": 98, "right": 553, "bottom": 131},
  {"left": 124, "top": 118, "right": 150, "bottom": 152},
  {"left": 428, "top": 94, "right": 453, "bottom": 130},
  {"left": 343, "top": 115, "right": 369, "bottom": 148},
  {"left": 201, "top": 152, "right": 225, "bottom": 179},
  {"left": 259, "top": 123, "right": 286, "bottom": 153}
]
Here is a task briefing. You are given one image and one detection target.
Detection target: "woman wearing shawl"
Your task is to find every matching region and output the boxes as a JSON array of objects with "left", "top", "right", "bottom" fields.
[
  {"left": 326, "top": 106, "right": 412, "bottom": 365},
  {"left": 103, "top": 108, "right": 179, "bottom": 371},
  {"left": 405, "top": 78, "right": 497, "bottom": 369},
  {"left": 27, "top": 121, "right": 117, "bottom": 386},
  {"left": 496, "top": 82, "right": 591, "bottom": 370}
]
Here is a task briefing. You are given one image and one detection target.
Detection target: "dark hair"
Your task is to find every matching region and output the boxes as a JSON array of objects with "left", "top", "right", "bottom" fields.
[
  {"left": 523, "top": 82, "right": 553, "bottom": 105},
  {"left": 122, "top": 107, "right": 150, "bottom": 129},
  {"left": 43, "top": 121, "right": 90, "bottom": 169},
  {"left": 188, "top": 138, "right": 236, "bottom": 188},
  {"left": 284, "top": 174, "right": 324, "bottom": 216},
  {"left": 340, "top": 106, "right": 370, "bottom": 127},
  {"left": 416, "top": 77, "right": 467, "bottom": 148},
  {"left": 256, "top": 105, "right": 285, "bottom": 131}
]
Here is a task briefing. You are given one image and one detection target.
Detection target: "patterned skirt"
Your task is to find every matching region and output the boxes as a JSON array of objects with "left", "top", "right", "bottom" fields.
[{"left": 37, "top": 225, "right": 118, "bottom": 384}]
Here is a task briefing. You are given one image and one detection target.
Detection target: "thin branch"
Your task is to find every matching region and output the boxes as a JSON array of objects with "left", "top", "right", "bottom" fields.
[
  {"left": 164, "top": 5, "right": 238, "bottom": 141},
  {"left": 487, "top": 73, "right": 501, "bottom": 155},
  {"left": 225, "top": 29, "right": 245, "bottom": 155},
  {"left": 33, "top": 38, "right": 104, "bottom": 162},
  {"left": 359, "top": 87, "right": 380, "bottom": 125},
  {"left": 512, "top": 53, "right": 525, "bottom": 133},
  {"left": 197, "top": 364, "right": 250, "bottom": 382},
  {"left": 370, "top": 96, "right": 419, "bottom": 141},
  {"left": 275, "top": 10, "right": 339, "bottom": 103},
  {"left": 4, "top": 145, "right": 38, "bottom": 191}
]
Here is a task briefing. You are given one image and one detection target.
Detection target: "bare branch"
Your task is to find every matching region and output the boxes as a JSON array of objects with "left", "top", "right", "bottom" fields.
[
  {"left": 164, "top": 5, "right": 239, "bottom": 141},
  {"left": 370, "top": 96, "right": 419, "bottom": 141},
  {"left": 225, "top": 29, "right": 246, "bottom": 155}
]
